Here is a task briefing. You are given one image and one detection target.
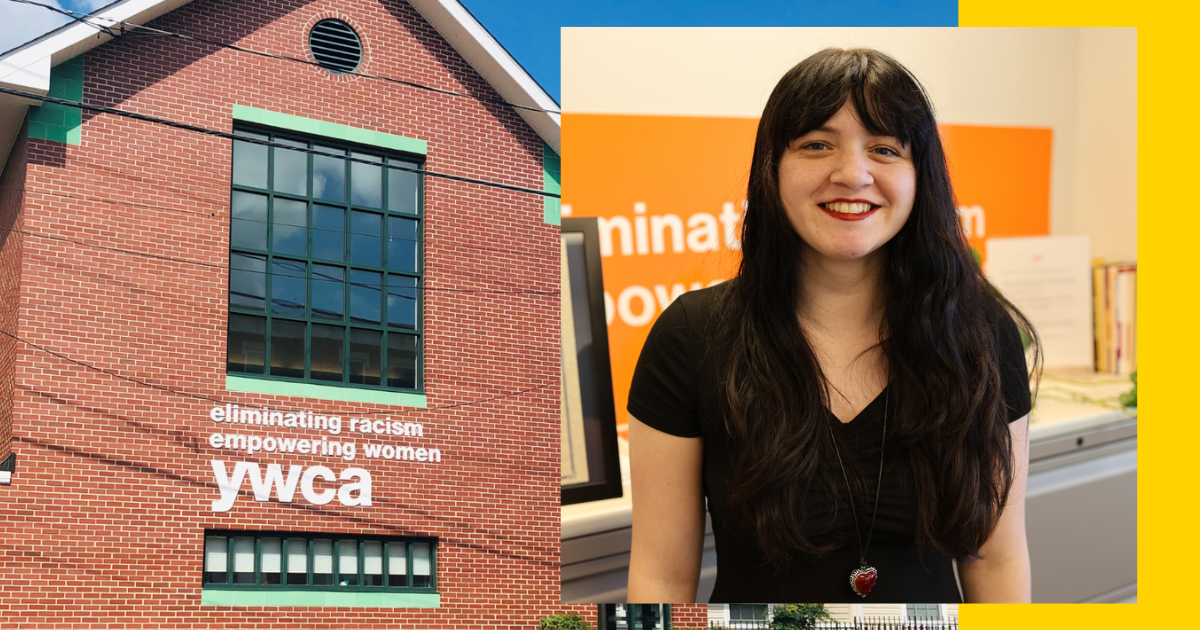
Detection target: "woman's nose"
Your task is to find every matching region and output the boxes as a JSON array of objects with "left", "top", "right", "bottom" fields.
[{"left": 829, "top": 152, "right": 874, "bottom": 189}]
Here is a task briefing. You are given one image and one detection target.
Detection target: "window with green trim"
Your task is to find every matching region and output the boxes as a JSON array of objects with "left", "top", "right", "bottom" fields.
[
  {"left": 227, "top": 127, "right": 423, "bottom": 393},
  {"left": 203, "top": 532, "right": 436, "bottom": 592}
]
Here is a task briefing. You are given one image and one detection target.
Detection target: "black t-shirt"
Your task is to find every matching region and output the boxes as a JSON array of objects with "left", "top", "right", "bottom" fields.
[{"left": 627, "top": 284, "right": 1032, "bottom": 603}]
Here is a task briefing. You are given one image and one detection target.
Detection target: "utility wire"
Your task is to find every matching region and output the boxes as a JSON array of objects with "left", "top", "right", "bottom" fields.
[
  {"left": 9, "top": 185, "right": 526, "bottom": 247},
  {"left": 0, "top": 86, "right": 559, "bottom": 200},
  {"left": 7, "top": 0, "right": 121, "bottom": 38},
  {"left": 0, "top": 223, "right": 558, "bottom": 296},
  {"left": 5, "top": 0, "right": 562, "bottom": 115},
  {"left": 0, "top": 326, "right": 552, "bottom": 416},
  {"left": 0, "top": 185, "right": 556, "bottom": 261}
]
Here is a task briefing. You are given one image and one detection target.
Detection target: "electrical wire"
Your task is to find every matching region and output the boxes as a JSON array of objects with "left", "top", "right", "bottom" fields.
[
  {"left": 0, "top": 86, "right": 559, "bottom": 200},
  {"left": 0, "top": 325, "right": 553, "bottom": 416},
  {"left": 6, "top": 0, "right": 121, "bottom": 38},
  {"left": 0, "top": 185, "right": 556, "bottom": 261},
  {"left": 0, "top": 222, "right": 558, "bottom": 296},
  {"left": 8, "top": 184, "right": 530, "bottom": 247},
  {"left": 5, "top": 0, "right": 562, "bottom": 115},
  {"left": 0, "top": 3, "right": 561, "bottom": 410}
]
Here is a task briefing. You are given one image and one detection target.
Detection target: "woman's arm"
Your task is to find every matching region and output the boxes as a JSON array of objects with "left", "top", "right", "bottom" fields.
[
  {"left": 626, "top": 415, "right": 706, "bottom": 603},
  {"left": 958, "top": 414, "right": 1032, "bottom": 603}
]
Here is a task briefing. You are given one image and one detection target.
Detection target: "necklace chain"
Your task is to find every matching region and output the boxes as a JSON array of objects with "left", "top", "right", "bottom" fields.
[{"left": 826, "top": 389, "right": 888, "bottom": 567}]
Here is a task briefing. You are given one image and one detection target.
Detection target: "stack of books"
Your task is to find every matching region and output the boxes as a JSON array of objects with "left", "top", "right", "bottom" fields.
[{"left": 1092, "top": 261, "right": 1137, "bottom": 374}]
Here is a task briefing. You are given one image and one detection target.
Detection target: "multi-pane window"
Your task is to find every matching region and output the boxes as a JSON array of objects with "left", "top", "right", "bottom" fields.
[
  {"left": 906, "top": 604, "right": 941, "bottom": 620},
  {"left": 729, "top": 604, "right": 770, "bottom": 620},
  {"left": 228, "top": 128, "right": 423, "bottom": 392},
  {"left": 203, "top": 532, "right": 435, "bottom": 591},
  {"left": 598, "top": 604, "right": 669, "bottom": 630}
]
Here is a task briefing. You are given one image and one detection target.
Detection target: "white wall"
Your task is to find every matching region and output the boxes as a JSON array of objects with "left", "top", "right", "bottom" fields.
[
  {"left": 562, "top": 27, "right": 1136, "bottom": 262},
  {"left": 1072, "top": 29, "right": 1137, "bottom": 262}
]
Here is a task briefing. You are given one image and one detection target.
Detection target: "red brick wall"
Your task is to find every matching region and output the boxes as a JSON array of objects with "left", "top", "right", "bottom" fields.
[
  {"left": 670, "top": 604, "right": 710, "bottom": 628},
  {"left": 0, "top": 0, "right": 582, "bottom": 626},
  {"left": 0, "top": 123, "right": 25, "bottom": 463}
]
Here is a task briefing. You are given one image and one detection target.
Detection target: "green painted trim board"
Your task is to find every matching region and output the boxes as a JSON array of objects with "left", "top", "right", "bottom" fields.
[
  {"left": 28, "top": 56, "right": 83, "bottom": 145},
  {"left": 232, "top": 105, "right": 427, "bottom": 155},
  {"left": 543, "top": 143, "right": 561, "bottom": 225},
  {"left": 226, "top": 375, "right": 427, "bottom": 408},
  {"left": 201, "top": 589, "right": 439, "bottom": 607}
]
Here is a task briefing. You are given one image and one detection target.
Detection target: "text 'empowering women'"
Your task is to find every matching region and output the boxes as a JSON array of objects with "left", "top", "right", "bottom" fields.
[{"left": 206, "top": 404, "right": 444, "bottom": 512}]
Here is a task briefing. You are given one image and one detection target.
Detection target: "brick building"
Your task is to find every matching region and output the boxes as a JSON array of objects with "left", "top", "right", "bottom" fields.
[{"left": 0, "top": 0, "right": 594, "bottom": 625}]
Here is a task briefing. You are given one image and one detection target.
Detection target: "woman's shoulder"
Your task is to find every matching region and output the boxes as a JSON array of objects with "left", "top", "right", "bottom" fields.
[
  {"left": 662, "top": 282, "right": 724, "bottom": 316},
  {"left": 980, "top": 291, "right": 1034, "bottom": 421},
  {"left": 629, "top": 283, "right": 731, "bottom": 437},
  {"left": 980, "top": 291, "right": 1025, "bottom": 347},
  {"left": 656, "top": 281, "right": 730, "bottom": 332}
]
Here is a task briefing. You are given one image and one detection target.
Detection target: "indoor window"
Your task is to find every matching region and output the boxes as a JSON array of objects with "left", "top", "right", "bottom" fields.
[{"left": 228, "top": 128, "right": 422, "bottom": 392}]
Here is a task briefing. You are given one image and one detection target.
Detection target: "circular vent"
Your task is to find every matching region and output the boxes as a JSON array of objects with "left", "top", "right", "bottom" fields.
[{"left": 309, "top": 19, "right": 363, "bottom": 74}]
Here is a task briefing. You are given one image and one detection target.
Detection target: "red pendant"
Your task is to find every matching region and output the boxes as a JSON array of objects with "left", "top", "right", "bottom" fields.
[{"left": 850, "top": 566, "right": 878, "bottom": 597}]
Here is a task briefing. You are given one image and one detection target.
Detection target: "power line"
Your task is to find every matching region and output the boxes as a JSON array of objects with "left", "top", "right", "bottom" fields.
[
  {"left": 0, "top": 222, "right": 556, "bottom": 296},
  {"left": 0, "top": 86, "right": 559, "bottom": 200},
  {"left": 0, "top": 325, "right": 553, "bottom": 416},
  {"left": 6, "top": 0, "right": 121, "bottom": 38},
  {"left": 5, "top": 0, "right": 562, "bottom": 115},
  {"left": 0, "top": 185, "right": 558, "bottom": 261}
]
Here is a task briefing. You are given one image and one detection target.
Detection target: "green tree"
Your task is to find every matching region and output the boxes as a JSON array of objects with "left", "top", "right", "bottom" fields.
[{"left": 769, "top": 604, "right": 832, "bottom": 630}]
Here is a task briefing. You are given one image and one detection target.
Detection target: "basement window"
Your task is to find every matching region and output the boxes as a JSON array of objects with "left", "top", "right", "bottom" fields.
[{"left": 203, "top": 532, "right": 436, "bottom": 592}]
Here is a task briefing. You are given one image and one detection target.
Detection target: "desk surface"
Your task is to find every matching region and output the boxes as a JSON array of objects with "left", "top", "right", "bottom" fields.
[{"left": 562, "top": 367, "right": 1136, "bottom": 540}]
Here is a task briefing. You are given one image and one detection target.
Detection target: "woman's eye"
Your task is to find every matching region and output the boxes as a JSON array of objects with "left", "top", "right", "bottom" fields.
[
  {"left": 872, "top": 147, "right": 900, "bottom": 157},
  {"left": 801, "top": 141, "right": 828, "bottom": 151}
]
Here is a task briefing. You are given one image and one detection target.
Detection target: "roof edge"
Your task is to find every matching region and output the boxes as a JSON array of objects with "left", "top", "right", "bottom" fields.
[
  {"left": 407, "top": 0, "right": 560, "bottom": 154},
  {"left": 0, "top": 0, "right": 559, "bottom": 172}
]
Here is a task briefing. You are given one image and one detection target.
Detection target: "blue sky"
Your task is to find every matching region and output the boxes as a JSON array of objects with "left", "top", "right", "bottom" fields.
[
  {"left": 0, "top": 1, "right": 956, "bottom": 101},
  {"left": 0, "top": 0, "right": 107, "bottom": 55},
  {"left": 459, "top": 0, "right": 956, "bottom": 102}
]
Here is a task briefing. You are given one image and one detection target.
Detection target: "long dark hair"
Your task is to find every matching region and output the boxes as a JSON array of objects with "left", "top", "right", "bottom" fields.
[{"left": 718, "top": 48, "right": 1040, "bottom": 563}]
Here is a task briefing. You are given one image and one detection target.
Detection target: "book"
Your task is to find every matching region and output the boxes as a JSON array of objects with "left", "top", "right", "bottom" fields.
[{"left": 1092, "top": 261, "right": 1137, "bottom": 374}]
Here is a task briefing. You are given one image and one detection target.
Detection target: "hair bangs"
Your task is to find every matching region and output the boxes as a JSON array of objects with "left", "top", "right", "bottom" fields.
[{"left": 773, "top": 49, "right": 931, "bottom": 163}]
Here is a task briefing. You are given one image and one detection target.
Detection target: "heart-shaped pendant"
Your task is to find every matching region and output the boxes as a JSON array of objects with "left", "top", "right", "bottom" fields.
[{"left": 850, "top": 566, "right": 878, "bottom": 597}]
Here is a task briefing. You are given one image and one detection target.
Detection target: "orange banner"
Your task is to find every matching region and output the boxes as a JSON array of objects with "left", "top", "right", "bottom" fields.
[
  {"left": 941, "top": 124, "right": 1053, "bottom": 261},
  {"left": 562, "top": 114, "right": 1052, "bottom": 436}
]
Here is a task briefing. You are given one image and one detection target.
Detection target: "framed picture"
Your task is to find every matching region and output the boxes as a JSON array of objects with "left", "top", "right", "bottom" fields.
[{"left": 561, "top": 218, "right": 622, "bottom": 505}]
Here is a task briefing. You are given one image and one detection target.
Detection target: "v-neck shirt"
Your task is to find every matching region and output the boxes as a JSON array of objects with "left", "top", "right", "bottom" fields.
[{"left": 627, "top": 285, "right": 1032, "bottom": 603}]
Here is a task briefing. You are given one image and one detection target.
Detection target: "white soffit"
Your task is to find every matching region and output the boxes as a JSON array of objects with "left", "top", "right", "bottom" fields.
[
  {"left": 0, "top": 0, "right": 195, "bottom": 94},
  {"left": 408, "top": 0, "right": 560, "bottom": 154},
  {"left": 0, "top": 0, "right": 195, "bottom": 174},
  {"left": 0, "top": 0, "right": 560, "bottom": 174}
]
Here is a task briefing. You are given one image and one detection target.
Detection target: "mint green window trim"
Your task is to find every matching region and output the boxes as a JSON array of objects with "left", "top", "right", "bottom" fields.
[
  {"left": 201, "top": 589, "right": 439, "bottom": 607},
  {"left": 27, "top": 55, "right": 84, "bottom": 145},
  {"left": 543, "top": 143, "right": 561, "bottom": 225},
  {"left": 226, "top": 121, "right": 426, "bottom": 401},
  {"left": 226, "top": 374, "right": 426, "bottom": 407},
  {"left": 232, "top": 105, "right": 427, "bottom": 155},
  {"left": 203, "top": 531, "right": 438, "bottom": 606}
]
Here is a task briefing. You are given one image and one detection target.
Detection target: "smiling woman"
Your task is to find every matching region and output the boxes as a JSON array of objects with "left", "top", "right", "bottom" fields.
[
  {"left": 626, "top": 48, "right": 1040, "bottom": 604},
  {"left": 779, "top": 103, "right": 916, "bottom": 262}
]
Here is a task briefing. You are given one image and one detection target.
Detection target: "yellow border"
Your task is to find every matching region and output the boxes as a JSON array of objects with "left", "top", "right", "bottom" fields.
[{"left": 960, "top": 1, "right": 1183, "bottom": 627}]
